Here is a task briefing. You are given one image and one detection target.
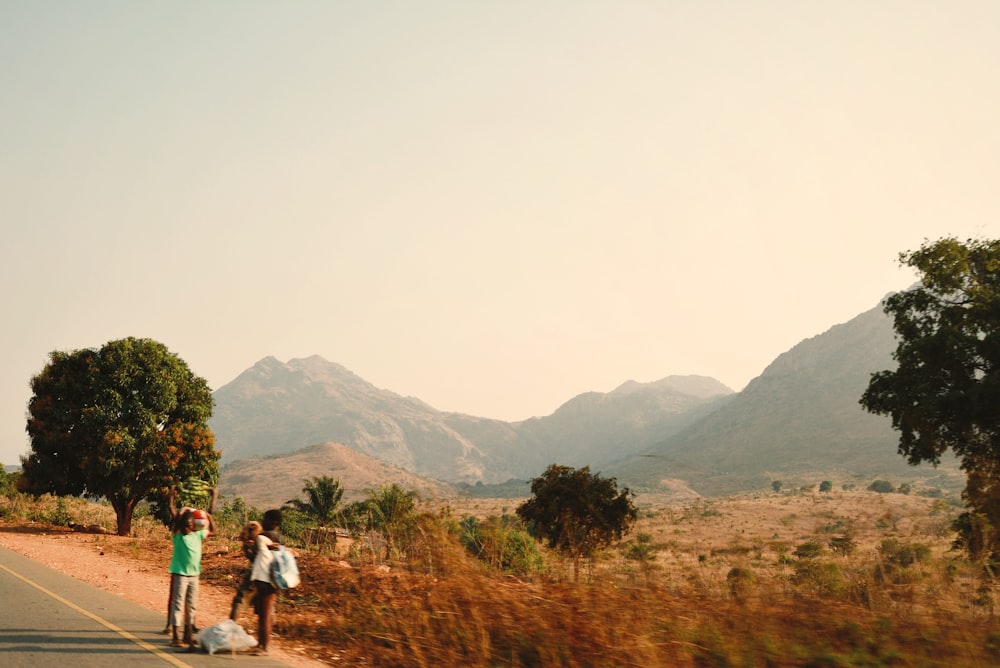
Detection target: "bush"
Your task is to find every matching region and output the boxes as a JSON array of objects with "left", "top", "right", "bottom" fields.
[
  {"left": 794, "top": 540, "right": 824, "bottom": 559},
  {"left": 726, "top": 566, "right": 755, "bottom": 601},
  {"left": 792, "top": 560, "right": 846, "bottom": 596},
  {"left": 868, "top": 480, "right": 896, "bottom": 494},
  {"left": 46, "top": 498, "right": 73, "bottom": 527},
  {"left": 878, "top": 538, "right": 930, "bottom": 567},
  {"left": 460, "top": 515, "right": 544, "bottom": 575},
  {"left": 829, "top": 535, "right": 857, "bottom": 557},
  {"left": 0, "top": 468, "right": 18, "bottom": 497}
]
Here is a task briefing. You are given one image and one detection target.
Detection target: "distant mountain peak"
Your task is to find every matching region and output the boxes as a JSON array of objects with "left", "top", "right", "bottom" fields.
[{"left": 610, "top": 375, "right": 733, "bottom": 398}]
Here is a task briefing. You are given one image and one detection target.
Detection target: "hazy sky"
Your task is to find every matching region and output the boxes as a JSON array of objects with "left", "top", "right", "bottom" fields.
[{"left": 2, "top": 2, "right": 999, "bottom": 466}]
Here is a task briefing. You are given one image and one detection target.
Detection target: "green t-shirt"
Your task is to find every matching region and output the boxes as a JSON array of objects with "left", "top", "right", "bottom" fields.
[{"left": 169, "top": 529, "right": 208, "bottom": 576}]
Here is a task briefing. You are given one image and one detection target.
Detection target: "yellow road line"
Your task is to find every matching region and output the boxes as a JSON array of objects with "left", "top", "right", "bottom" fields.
[{"left": 0, "top": 561, "right": 193, "bottom": 667}]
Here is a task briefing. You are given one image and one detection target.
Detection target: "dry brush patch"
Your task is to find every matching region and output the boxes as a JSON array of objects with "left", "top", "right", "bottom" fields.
[{"left": 4, "top": 489, "right": 1000, "bottom": 666}]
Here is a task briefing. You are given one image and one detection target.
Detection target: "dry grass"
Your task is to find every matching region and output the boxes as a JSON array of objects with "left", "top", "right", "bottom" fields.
[{"left": 4, "top": 489, "right": 1000, "bottom": 666}]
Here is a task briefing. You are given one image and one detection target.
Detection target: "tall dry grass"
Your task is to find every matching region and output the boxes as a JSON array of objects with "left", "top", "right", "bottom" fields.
[
  {"left": 4, "top": 488, "right": 1000, "bottom": 666},
  {"left": 267, "top": 489, "right": 1000, "bottom": 667}
]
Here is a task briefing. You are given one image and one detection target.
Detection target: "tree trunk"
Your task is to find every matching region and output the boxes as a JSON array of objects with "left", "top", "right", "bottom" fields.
[{"left": 111, "top": 496, "right": 136, "bottom": 536}]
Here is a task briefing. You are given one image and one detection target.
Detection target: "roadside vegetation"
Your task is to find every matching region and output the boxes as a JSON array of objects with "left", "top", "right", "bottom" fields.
[{"left": 2, "top": 474, "right": 998, "bottom": 667}]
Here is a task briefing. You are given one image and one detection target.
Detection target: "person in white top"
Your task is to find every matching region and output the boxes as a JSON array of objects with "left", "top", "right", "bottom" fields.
[{"left": 249, "top": 509, "right": 283, "bottom": 656}]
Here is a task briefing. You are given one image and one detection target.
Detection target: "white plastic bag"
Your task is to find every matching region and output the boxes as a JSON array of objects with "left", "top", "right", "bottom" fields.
[
  {"left": 271, "top": 544, "right": 300, "bottom": 589},
  {"left": 195, "top": 618, "right": 258, "bottom": 654}
]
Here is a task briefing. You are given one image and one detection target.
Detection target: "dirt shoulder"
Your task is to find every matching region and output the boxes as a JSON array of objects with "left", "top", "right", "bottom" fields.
[{"left": 0, "top": 523, "right": 331, "bottom": 667}]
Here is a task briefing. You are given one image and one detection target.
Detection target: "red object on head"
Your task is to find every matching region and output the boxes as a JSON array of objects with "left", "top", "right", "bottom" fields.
[{"left": 192, "top": 509, "right": 208, "bottom": 520}]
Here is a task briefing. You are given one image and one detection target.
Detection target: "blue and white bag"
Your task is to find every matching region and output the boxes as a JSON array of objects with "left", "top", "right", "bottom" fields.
[{"left": 270, "top": 544, "right": 300, "bottom": 589}]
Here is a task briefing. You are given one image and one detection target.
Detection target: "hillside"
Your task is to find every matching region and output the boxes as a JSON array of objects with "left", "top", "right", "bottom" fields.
[
  {"left": 217, "top": 441, "right": 458, "bottom": 509},
  {"left": 211, "top": 356, "right": 494, "bottom": 482},
  {"left": 210, "top": 359, "right": 730, "bottom": 484},
  {"left": 611, "top": 301, "right": 965, "bottom": 495},
  {"left": 210, "top": 292, "right": 967, "bottom": 500}
]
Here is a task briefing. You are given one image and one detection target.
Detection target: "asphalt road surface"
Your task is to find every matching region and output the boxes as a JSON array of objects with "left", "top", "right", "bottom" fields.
[{"left": 0, "top": 544, "right": 293, "bottom": 666}]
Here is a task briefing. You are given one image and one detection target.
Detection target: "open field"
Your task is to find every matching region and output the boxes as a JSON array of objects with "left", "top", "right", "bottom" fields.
[{"left": 2, "top": 487, "right": 998, "bottom": 666}]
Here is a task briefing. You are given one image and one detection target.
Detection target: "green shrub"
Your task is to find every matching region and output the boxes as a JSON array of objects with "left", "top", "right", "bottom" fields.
[
  {"left": 794, "top": 540, "right": 824, "bottom": 559},
  {"left": 46, "top": 497, "right": 73, "bottom": 527},
  {"left": 868, "top": 480, "right": 896, "bottom": 494},
  {"left": 460, "top": 515, "right": 544, "bottom": 575},
  {"left": 792, "top": 560, "right": 846, "bottom": 596},
  {"left": 878, "top": 538, "right": 930, "bottom": 567},
  {"left": 829, "top": 535, "right": 857, "bottom": 556},
  {"left": 0, "top": 468, "right": 18, "bottom": 497}
]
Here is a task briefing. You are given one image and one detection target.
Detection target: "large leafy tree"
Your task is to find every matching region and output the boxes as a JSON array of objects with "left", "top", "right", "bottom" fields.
[
  {"left": 517, "top": 464, "right": 637, "bottom": 581},
  {"left": 22, "top": 337, "right": 218, "bottom": 536},
  {"left": 286, "top": 475, "right": 344, "bottom": 527},
  {"left": 860, "top": 237, "right": 1000, "bottom": 558}
]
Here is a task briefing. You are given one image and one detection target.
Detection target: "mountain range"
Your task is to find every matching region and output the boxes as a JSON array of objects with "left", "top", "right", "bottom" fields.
[{"left": 211, "top": 295, "right": 965, "bottom": 505}]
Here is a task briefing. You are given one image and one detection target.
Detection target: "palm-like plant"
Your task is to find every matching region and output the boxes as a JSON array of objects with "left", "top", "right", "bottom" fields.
[
  {"left": 365, "top": 484, "right": 418, "bottom": 559},
  {"left": 286, "top": 475, "right": 344, "bottom": 527}
]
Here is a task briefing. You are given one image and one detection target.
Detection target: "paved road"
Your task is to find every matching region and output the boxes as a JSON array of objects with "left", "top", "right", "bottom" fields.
[{"left": 0, "top": 545, "right": 292, "bottom": 667}]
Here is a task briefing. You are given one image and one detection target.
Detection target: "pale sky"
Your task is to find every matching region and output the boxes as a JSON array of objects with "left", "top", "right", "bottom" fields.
[{"left": 2, "top": 2, "right": 999, "bottom": 467}]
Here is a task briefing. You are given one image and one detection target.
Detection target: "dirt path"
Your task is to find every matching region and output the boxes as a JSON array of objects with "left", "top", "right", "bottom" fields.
[{"left": 0, "top": 526, "right": 330, "bottom": 667}]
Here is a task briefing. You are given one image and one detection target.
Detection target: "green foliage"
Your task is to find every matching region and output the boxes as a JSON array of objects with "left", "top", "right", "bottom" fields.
[
  {"left": 860, "top": 237, "right": 1000, "bottom": 557},
  {"left": 210, "top": 496, "right": 258, "bottom": 540},
  {"left": 285, "top": 475, "right": 344, "bottom": 527},
  {"left": 275, "top": 506, "right": 311, "bottom": 545},
  {"left": 516, "top": 464, "right": 637, "bottom": 581},
  {"left": 792, "top": 559, "right": 846, "bottom": 596},
  {"left": 459, "top": 514, "right": 544, "bottom": 575},
  {"left": 772, "top": 480, "right": 783, "bottom": 493},
  {"left": 878, "top": 538, "right": 931, "bottom": 567},
  {"left": 819, "top": 480, "right": 833, "bottom": 493},
  {"left": 21, "top": 337, "right": 218, "bottom": 535},
  {"left": 46, "top": 497, "right": 74, "bottom": 527},
  {"left": 343, "top": 484, "right": 419, "bottom": 560},
  {"left": 876, "top": 538, "right": 932, "bottom": 585},
  {"left": 624, "top": 532, "right": 656, "bottom": 565},
  {"left": 828, "top": 535, "right": 857, "bottom": 557},
  {"left": 0, "top": 467, "right": 17, "bottom": 497},
  {"left": 793, "top": 540, "right": 824, "bottom": 559},
  {"left": 454, "top": 478, "right": 531, "bottom": 498},
  {"left": 868, "top": 480, "right": 895, "bottom": 494},
  {"left": 950, "top": 511, "right": 999, "bottom": 561}
]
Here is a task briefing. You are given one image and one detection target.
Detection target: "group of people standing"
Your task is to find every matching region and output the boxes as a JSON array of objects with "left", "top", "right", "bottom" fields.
[{"left": 165, "top": 485, "right": 284, "bottom": 656}]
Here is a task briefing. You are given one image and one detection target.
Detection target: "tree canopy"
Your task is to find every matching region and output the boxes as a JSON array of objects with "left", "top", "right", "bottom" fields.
[
  {"left": 517, "top": 464, "right": 637, "bottom": 580},
  {"left": 22, "top": 337, "right": 218, "bottom": 535},
  {"left": 860, "top": 237, "right": 1000, "bottom": 556}
]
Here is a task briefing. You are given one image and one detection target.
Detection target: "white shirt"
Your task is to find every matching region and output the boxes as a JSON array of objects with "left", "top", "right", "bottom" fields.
[{"left": 250, "top": 534, "right": 274, "bottom": 583}]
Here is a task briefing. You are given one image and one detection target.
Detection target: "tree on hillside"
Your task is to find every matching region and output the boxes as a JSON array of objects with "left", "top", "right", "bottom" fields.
[
  {"left": 21, "top": 337, "right": 218, "bottom": 536},
  {"left": 517, "top": 464, "right": 637, "bottom": 581},
  {"left": 860, "top": 237, "right": 1000, "bottom": 558},
  {"left": 286, "top": 475, "right": 344, "bottom": 527}
]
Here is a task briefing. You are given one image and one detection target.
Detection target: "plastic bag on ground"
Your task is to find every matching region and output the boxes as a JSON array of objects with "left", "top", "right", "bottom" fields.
[{"left": 195, "top": 618, "right": 258, "bottom": 654}]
